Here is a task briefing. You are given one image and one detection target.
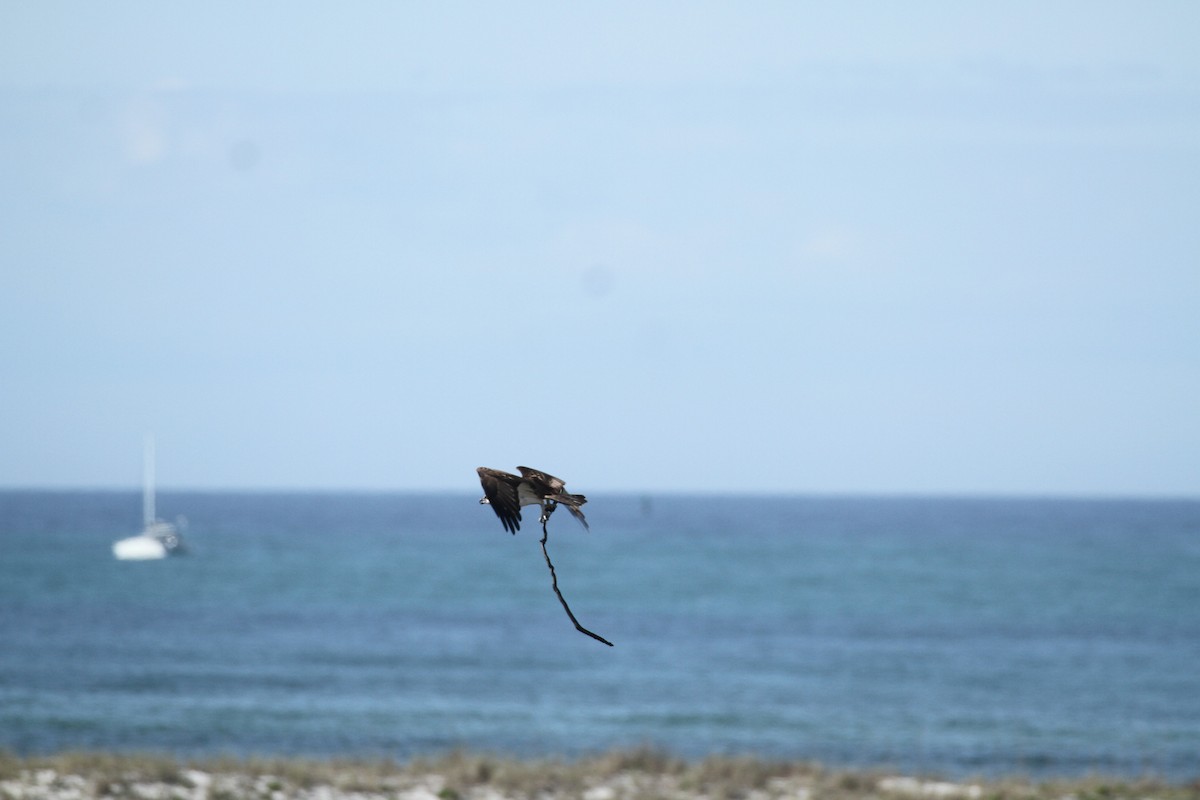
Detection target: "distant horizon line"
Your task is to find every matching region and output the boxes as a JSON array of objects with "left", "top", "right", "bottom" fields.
[{"left": 2, "top": 485, "right": 1197, "bottom": 502}]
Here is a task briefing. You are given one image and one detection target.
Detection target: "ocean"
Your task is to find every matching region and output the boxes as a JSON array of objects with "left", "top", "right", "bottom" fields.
[{"left": 1, "top": 491, "right": 1197, "bottom": 779}]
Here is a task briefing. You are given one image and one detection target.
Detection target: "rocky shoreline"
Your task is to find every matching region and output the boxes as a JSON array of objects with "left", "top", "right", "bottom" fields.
[{"left": 1, "top": 751, "right": 1195, "bottom": 800}]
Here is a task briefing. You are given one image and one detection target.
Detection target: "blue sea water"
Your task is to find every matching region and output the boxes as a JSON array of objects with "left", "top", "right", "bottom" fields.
[{"left": 1, "top": 491, "right": 1198, "bottom": 779}]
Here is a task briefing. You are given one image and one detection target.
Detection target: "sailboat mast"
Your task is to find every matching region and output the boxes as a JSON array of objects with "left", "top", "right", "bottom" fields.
[{"left": 143, "top": 434, "right": 155, "bottom": 526}]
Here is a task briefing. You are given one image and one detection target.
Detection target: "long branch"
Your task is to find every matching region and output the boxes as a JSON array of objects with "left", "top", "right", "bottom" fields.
[{"left": 540, "top": 517, "right": 613, "bottom": 647}]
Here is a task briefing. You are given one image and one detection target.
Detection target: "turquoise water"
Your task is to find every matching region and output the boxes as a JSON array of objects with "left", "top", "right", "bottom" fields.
[{"left": 1, "top": 491, "right": 1198, "bottom": 778}]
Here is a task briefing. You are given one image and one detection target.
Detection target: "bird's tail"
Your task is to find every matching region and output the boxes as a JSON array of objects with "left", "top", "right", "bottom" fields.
[{"left": 550, "top": 493, "right": 589, "bottom": 530}]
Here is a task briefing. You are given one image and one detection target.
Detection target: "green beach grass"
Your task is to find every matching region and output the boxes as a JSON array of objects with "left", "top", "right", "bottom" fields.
[{"left": 1, "top": 749, "right": 1196, "bottom": 800}]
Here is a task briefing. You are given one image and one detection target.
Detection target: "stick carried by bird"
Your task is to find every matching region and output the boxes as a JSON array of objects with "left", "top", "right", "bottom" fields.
[{"left": 477, "top": 466, "right": 612, "bottom": 646}]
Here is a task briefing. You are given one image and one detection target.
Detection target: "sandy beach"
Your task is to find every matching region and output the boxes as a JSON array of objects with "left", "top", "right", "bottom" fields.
[{"left": 1, "top": 751, "right": 1195, "bottom": 800}]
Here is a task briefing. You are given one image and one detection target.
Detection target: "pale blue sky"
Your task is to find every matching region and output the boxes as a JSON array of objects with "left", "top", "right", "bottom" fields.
[{"left": 2, "top": 3, "right": 1198, "bottom": 495}]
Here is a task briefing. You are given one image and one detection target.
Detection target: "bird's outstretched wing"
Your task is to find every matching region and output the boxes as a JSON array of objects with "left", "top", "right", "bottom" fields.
[
  {"left": 517, "top": 466, "right": 566, "bottom": 494},
  {"left": 477, "top": 467, "right": 522, "bottom": 534}
]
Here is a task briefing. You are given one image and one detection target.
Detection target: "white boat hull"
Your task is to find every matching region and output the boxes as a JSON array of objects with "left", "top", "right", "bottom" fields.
[{"left": 112, "top": 535, "right": 169, "bottom": 561}]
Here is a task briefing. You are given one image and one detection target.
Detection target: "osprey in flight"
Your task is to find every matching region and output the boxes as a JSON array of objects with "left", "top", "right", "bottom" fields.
[{"left": 477, "top": 466, "right": 589, "bottom": 534}]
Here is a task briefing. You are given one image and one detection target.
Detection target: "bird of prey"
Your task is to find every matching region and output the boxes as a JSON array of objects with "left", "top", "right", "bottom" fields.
[{"left": 477, "top": 466, "right": 589, "bottom": 534}]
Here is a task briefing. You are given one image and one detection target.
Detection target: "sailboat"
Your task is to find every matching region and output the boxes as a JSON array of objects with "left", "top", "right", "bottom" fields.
[{"left": 112, "top": 435, "right": 187, "bottom": 560}]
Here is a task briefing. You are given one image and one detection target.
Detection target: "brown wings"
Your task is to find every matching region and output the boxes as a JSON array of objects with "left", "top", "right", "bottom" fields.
[
  {"left": 518, "top": 466, "right": 589, "bottom": 531},
  {"left": 477, "top": 466, "right": 590, "bottom": 533},
  {"left": 516, "top": 466, "right": 566, "bottom": 494},
  {"left": 476, "top": 467, "right": 523, "bottom": 534}
]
